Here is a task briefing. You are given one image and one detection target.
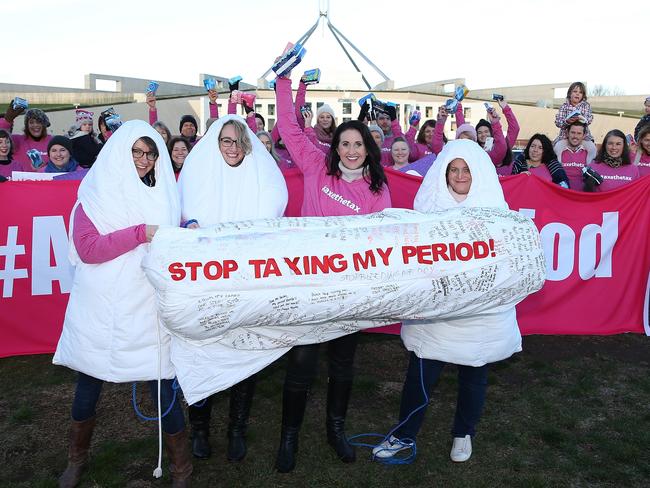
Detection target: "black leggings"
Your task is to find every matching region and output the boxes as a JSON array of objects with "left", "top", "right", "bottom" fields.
[{"left": 284, "top": 333, "right": 359, "bottom": 391}]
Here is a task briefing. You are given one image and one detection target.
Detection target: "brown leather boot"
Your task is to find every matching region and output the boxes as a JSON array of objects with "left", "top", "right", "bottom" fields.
[
  {"left": 59, "top": 416, "right": 96, "bottom": 488},
  {"left": 164, "top": 429, "right": 193, "bottom": 488}
]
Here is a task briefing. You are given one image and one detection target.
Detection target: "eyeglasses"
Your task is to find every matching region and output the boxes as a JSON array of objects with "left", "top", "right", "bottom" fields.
[
  {"left": 131, "top": 148, "right": 158, "bottom": 161},
  {"left": 219, "top": 137, "right": 241, "bottom": 148}
]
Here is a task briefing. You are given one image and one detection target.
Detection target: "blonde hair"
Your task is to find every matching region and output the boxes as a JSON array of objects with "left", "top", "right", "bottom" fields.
[{"left": 220, "top": 120, "right": 252, "bottom": 155}]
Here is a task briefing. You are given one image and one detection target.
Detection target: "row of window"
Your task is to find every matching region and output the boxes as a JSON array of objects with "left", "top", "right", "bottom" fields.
[{"left": 219, "top": 102, "right": 472, "bottom": 123}]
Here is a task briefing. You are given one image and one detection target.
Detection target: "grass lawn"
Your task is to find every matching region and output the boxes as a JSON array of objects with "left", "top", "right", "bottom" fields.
[{"left": 1, "top": 333, "right": 649, "bottom": 487}]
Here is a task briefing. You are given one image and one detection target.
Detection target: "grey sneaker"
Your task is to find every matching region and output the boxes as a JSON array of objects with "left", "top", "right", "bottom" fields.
[{"left": 372, "top": 435, "right": 414, "bottom": 459}]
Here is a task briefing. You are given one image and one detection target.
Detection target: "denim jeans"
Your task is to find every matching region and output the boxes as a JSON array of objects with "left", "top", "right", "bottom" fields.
[
  {"left": 71, "top": 372, "right": 185, "bottom": 434},
  {"left": 395, "top": 352, "right": 489, "bottom": 440}
]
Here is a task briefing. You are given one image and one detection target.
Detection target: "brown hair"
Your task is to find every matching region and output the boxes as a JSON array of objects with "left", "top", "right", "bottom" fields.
[
  {"left": 566, "top": 82, "right": 587, "bottom": 102},
  {"left": 636, "top": 124, "right": 650, "bottom": 156},
  {"left": 220, "top": 120, "right": 252, "bottom": 155}
]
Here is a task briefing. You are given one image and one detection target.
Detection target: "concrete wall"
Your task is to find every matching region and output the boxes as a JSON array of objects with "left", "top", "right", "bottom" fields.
[
  {"left": 568, "top": 95, "right": 647, "bottom": 115},
  {"left": 397, "top": 78, "right": 466, "bottom": 95},
  {"left": 84, "top": 73, "right": 255, "bottom": 97},
  {"left": 470, "top": 83, "right": 571, "bottom": 107},
  {"left": 1, "top": 91, "right": 134, "bottom": 106},
  {"left": 0, "top": 82, "right": 91, "bottom": 93}
]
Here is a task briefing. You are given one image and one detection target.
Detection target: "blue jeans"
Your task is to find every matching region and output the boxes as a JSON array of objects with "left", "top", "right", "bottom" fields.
[
  {"left": 395, "top": 352, "right": 488, "bottom": 440},
  {"left": 71, "top": 372, "right": 185, "bottom": 434}
]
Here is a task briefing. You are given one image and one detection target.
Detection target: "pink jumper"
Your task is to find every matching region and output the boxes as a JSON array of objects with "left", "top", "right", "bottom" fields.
[
  {"left": 454, "top": 103, "right": 508, "bottom": 167},
  {"left": 0, "top": 117, "right": 51, "bottom": 171},
  {"left": 589, "top": 161, "right": 640, "bottom": 192},
  {"left": 560, "top": 147, "right": 589, "bottom": 190},
  {"left": 404, "top": 125, "right": 435, "bottom": 161},
  {"left": 73, "top": 204, "right": 146, "bottom": 264},
  {"left": 276, "top": 77, "right": 391, "bottom": 217},
  {"left": 634, "top": 151, "right": 650, "bottom": 178}
]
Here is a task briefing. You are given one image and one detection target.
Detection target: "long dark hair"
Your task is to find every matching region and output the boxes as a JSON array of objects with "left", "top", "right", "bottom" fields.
[
  {"left": 0, "top": 129, "right": 13, "bottom": 161},
  {"left": 167, "top": 136, "right": 191, "bottom": 173},
  {"left": 637, "top": 125, "right": 650, "bottom": 157},
  {"left": 325, "top": 120, "right": 387, "bottom": 194},
  {"left": 524, "top": 134, "right": 557, "bottom": 166},
  {"left": 98, "top": 114, "right": 108, "bottom": 143},
  {"left": 416, "top": 119, "right": 447, "bottom": 145},
  {"left": 596, "top": 129, "right": 630, "bottom": 164}
]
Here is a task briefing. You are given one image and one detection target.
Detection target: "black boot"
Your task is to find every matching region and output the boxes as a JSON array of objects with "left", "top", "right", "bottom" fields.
[
  {"left": 275, "top": 386, "right": 309, "bottom": 473},
  {"left": 188, "top": 397, "right": 213, "bottom": 460},
  {"left": 326, "top": 379, "right": 356, "bottom": 463},
  {"left": 227, "top": 375, "right": 256, "bottom": 462}
]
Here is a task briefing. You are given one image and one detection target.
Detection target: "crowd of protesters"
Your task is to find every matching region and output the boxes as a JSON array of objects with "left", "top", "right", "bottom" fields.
[
  {"left": 2, "top": 80, "right": 648, "bottom": 188},
  {"left": 2, "top": 72, "right": 649, "bottom": 488}
]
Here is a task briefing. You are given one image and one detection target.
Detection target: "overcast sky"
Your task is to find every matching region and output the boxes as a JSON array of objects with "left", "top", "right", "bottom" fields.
[{"left": 4, "top": 0, "right": 648, "bottom": 95}]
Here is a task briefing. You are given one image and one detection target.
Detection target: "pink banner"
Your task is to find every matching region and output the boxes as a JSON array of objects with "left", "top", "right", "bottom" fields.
[{"left": 2, "top": 172, "right": 649, "bottom": 358}]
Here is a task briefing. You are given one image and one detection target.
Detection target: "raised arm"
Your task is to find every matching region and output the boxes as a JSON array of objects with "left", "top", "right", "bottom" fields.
[
  {"left": 455, "top": 102, "right": 465, "bottom": 126},
  {"left": 431, "top": 106, "right": 448, "bottom": 155},
  {"left": 207, "top": 89, "right": 219, "bottom": 118},
  {"left": 404, "top": 125, "right": 423, "bottom": 160},
  {"left": 146, "top": 93, "right": 158, "bottom": 125},
  {"left": 499, "top": 100, "right": 520, "bottom": 147},
  {"left": 487, "top": 111, "right": 507, "bottom": 165},
  {"left": 0, "top": 102, "right": 24, "bottom": 131},
  {"left": 295, "top": 81, "right": 307, "bottom": 130},
  {"left": 275, "top": 77, "right": 326, "bottom": 175}
]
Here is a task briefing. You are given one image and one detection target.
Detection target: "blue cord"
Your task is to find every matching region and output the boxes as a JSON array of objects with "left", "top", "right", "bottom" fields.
[
  {"left": 132, "top": 378, "right": 181, "bottom": 421},
  {"left": 349, "top": 357, "right": 429, "bottom": 465},
  {"left": 191, "top": 397, "right": 207, "bottom": 408}
]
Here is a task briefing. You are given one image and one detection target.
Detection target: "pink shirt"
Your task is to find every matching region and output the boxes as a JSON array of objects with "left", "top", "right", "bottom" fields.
[
  {"left": 0, "top": 118, "right": 51, "bottom": 171},
  {"left": 455, "top": 103, "right": 508, "bottom": 166},
  {"left": 404, "top": 126, "right": 434, "bottom": 161},
  {"left": 304, "top": 127, "right": 331, "bottom": 154},
  {"left": 275, "top": 146, "right": 294, "bottom": 169},
  {"left": 528, "top": 164, "right": 552, "bottom": 182},
  {"left": 0, "top": 160, "right": 22, "bottom": 178},
  {"left": 635, "top": 151, "right": 650, "bottom": 178},
  {"left": 276, "top": 77, "right": 391, "bottom": 217},
  {"left": 560, "top": 147, "right": 589, "bottom": 191},
  {"left": 73, "top": 204, "right": 146, "bottom": 264},
  {"left": 502, "top": 106, "right": 520, "bottom": 148},
  {"left": 589, "top": 161, "right": 640, "bottom": 192},
  {"left": 375, "top": 119, "right": 404, "bottom": 167}
]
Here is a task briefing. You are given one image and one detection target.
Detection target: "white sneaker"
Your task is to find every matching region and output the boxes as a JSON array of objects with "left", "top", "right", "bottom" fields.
[
  {"left": 450, "top": 435, "right": 472, "bottom": 462},
  {"left": 372, "top": 435, "right": 414, "bottom": 459}
]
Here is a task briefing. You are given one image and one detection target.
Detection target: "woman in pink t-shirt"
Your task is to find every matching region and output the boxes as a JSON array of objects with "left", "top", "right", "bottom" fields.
[
  {"left": 274, "top": 75, "right": 391, "bottom": 473},
  {"left": 586, "top": 129, "right": 640, "bottom": 192},
  {"left": 0, "top": 105, "right": 52, "bottom": 171},
  {"left": 511, "top": 134, "right": 569, "bottom": 188},
  {"left": 632, "top": 125, "right": 650, "bottom": 177}
]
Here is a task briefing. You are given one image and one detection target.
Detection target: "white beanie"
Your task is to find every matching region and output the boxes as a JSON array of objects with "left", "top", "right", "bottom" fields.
[
  {"left": 367, "top": 124, "right": 384, "bottom": 143},
  {"left": 317, "top": 104, "right": 336, "bottom": 118}
]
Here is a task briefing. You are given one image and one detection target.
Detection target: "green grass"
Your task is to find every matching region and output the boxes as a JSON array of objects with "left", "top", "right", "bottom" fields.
[{"left": 1, "top": 334, "right": 649, "bottom": 487}]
